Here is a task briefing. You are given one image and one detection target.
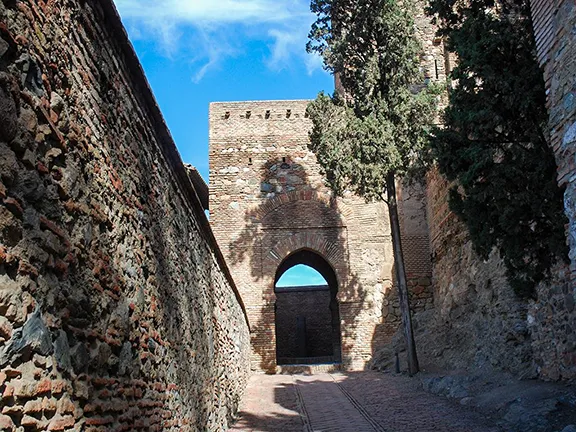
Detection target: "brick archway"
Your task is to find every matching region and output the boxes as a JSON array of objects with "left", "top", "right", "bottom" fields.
[
  {"left": 273, "top": 248, "right": 342, "bottom": 365},
  {"left": 264, "top": 232, "right": 347, "bottom": 272}
]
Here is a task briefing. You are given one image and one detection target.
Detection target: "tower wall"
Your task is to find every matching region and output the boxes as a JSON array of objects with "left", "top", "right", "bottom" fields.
[{"left": 209, "top": 100, "right": 433, "bottom": 371}]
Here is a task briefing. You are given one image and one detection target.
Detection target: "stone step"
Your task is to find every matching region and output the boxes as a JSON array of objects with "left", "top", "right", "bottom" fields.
[{"left": 277, "top": 362, "right": 343, "bottom": 375}]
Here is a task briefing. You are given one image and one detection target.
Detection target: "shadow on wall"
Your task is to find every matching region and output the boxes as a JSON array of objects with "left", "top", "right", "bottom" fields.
[
  {"left": 370, "top": 256, "right": 426, "bottom": 372},
  {"left": 369, "top": 179, "right": 437, "bottom": 373},
  {"left": 226, "top": 157, "right": 393, "bottom": 372},
  {"left": 0, "top": 1, "right": 249, "bottom": 429}
]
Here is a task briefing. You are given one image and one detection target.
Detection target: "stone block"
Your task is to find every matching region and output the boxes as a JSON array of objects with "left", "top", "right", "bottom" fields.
[{"left": 0, "top": 414, "right": 15, "bottom": 430}]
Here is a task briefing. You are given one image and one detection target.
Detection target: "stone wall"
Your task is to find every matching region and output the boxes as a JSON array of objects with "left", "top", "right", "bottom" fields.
[
  {"left": 209, "top": 100, "right": 433, "bottom": 372},
  {"left": 530, "top": 0, "right": 576, "bottom": 381},
  {"left": 377, "top": 166, "right": 576, "bottom": 381},
  {"left": 420, "top": 170, "right": 536, "bottom": 377},
  {"left": 0, "top": 1, "right": 250, "bottom": 431},
  {"left": 374, "top": 0, "right": 576, "bottom": 382},
  {"left": 531, "top": 0, "right": 576, "bottom": 279}
]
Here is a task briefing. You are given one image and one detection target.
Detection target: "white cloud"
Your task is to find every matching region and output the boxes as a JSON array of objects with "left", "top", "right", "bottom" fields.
[
  {"left": 305, "top": 52, "right": 325, "bottom": 75},
  {"left": 113, "top": 0, "right": 325, "bottom": 80},
  {"left": 115, "top": 0, "right": 308, "bottom": 25},
  {"left": 188, "top": 28, "right": 239, "bottom": 82},
  {"left": 267, "top": 29, "right": 300, "bottom": 71}
]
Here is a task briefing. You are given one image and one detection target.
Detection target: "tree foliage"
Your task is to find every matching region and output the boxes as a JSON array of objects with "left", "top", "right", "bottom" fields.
[
  {"left": 307, "top": 0, "right": 438, "bottom": 375},
  {"left": 427, "top": 0, "right": 568, "bottom": 297},
  {"left": 306, "top": 0, "right": 438, "bottom": 200}
]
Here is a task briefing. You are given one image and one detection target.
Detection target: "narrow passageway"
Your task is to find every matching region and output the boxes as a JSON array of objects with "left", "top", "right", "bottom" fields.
[{"left": 230, "top": 372, "right": 501, "bottom": 432}]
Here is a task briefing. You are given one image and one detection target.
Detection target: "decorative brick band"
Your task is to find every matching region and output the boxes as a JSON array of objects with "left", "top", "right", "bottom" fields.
[{"left": 251, "top": 190, "right": 353, "bottom": 222}]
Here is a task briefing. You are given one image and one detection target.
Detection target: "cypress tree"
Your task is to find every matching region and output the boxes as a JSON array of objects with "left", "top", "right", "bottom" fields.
[
  {"left": 307, "top": 0, "right": 439, "bottom": 374},
  {"left": 427, "top": 0, "right": 568, "bottom": 297}
]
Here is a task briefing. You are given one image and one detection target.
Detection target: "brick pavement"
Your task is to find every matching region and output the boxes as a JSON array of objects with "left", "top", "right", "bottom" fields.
[
  {"left": 230, "top": 372, "right": 502, "bottom": 431},
  {"left": 229, "top": 374, "right": 304, "bottom": 432}
]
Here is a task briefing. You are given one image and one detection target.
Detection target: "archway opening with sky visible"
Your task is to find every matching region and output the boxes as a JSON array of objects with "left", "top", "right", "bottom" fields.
[
  {"left": 276, "top": 264, "right": 327, "bottom": 287},
  {"left": 274, "top": 250, "right": 342, "bottom": 365}
]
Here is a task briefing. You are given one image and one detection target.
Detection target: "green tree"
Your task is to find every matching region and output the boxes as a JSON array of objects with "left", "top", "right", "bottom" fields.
[
  {"left": 307, "top": 0, "right": 438, "bottom": 375},
  {"left": 427, "top": 0, "right": 568, "bottom": 298}
]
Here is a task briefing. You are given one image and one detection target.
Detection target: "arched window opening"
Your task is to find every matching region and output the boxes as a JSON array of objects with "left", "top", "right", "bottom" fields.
[{"left": 274, "top": 249, "right": 341, "bottom": 365}]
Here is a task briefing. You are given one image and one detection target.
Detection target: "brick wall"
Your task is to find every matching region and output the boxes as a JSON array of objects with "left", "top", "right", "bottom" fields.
[
  {"left": 0, "top": 1, "right": 250, "bottom": 430},
  {"left": 275, "top": 286, "right": 334, "bottom": 361},
  {"left": 209, "top": 100, "right": 433, "bottom": 372}
]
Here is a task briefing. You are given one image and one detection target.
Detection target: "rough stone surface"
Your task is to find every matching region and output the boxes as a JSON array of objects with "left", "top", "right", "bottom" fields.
[
  {"left": 0, "top": 74, "right": 18, "bottom": 142},
  {"left": 375, "top": 168, "right": 575, "bottom": 382},
  {"left": 391, "top": 0, "right": 576, "bottom": 383},
  {"left": 0, "top": 0, "right": 250, "bottom": 430},
  {"left": 374, "top": 170, "right": 533, "bottom": 377},
  {"left": 531, "top": 0, "right": 576, "bottom": 276},
  {"left": 531, "top": 0, "right": 576, "bottom": 264},
  {"left": 0, "top": 307, "right": 52, "bottom": 367},
  {"left": 420, "top": 371, "right": 576, "bottom": 432},
  {"left": 530, "top": 0, "right": 576, "bottom": 381}
]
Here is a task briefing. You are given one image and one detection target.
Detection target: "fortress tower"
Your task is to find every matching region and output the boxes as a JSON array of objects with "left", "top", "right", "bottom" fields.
[{"left": 209, "top": 100, "right": 433, "bottom": 371}]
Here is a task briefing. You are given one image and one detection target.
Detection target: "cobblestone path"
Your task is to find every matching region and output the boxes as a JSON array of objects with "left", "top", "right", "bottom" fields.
[{"left": 230, "top": 372, "right": 502, "bottom": 432}]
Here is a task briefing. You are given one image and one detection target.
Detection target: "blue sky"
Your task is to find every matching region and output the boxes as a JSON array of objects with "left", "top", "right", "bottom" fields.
[
  {"left": 113, "top": 0, "right": 334, "bottom": 181},
  {"left": 276, "top": 265, "right": 327, "bottom": 287},
  {"left": 113, "top": 0, "right": 334, "bottom": 286}
]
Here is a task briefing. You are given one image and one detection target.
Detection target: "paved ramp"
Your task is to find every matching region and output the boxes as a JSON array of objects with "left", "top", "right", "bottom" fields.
[{"left": 230, "top": 372, "right": 501, "bottom": 432}]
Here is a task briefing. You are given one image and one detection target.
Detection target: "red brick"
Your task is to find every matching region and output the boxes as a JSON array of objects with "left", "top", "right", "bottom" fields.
[
  {"left": 91, "top": 377, "right": 117, "bottom": 387},
  {"left": 35, "top": 378, "right": 52, "bottom": 395},
  {"left": 57, "top": 397, "right": 76, "bottom": 415},
  {"left": 23, "top": 399, "right": 42, "bottom": 414},
  {"left": 152, "top": 382, "right": 166, "bottom": 392},
  {"left": 85, "top": 416, "right": 114, "bottom": 426},
  {"left": 0, "top": 414, "right": 15, "bottom": 430},
  {"left": 18, "top": 260, "right": 39, "bottom": 278},
  {"left": 42, "top": 397, "right": 57, "bottom": 413},
  {"left": 21, "top": 414, "right": 46, "bottom": 429},
  {"left": 3, "top": 369, "right": 21, "bottom": 379},
  {"left": 47, "top": 415, "right": 75, "bottom": 430},
  {"left": 37, "top": 161, "right": 49, "bottom": 174},
  {"left": 50, "top": 380, "right": 67, "bottom": 395},
  {"left": 2, "top": 384, "right": 14, "bottom": 399},
  {"left": 39, "top": 216, "right": 67, "bottom": 239},
  {"left": 3, "top": 197, "right": 23, "bottom": 218}
]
